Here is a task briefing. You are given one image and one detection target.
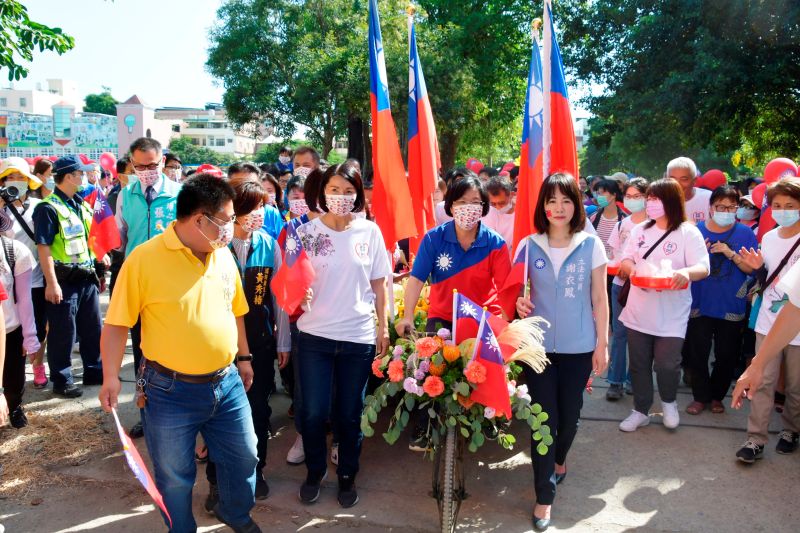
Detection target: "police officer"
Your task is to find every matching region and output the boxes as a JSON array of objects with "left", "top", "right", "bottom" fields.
[{"left": 33, "top": 155, "right": 107, "bottom": 397}]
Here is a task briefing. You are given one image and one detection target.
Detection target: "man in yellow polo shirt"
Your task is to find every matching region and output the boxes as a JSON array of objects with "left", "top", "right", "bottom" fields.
[{"left": 98, "top": 174, "right": 261, "bottom": 533}]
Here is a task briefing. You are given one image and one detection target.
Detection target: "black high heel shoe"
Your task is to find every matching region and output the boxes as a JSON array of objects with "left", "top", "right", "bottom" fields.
[
  {"left": 555, "top": 470, "right": 567, "bottom": 485},
  {"left": 532, "top": 515, "right": 551, "bottom": 531}
]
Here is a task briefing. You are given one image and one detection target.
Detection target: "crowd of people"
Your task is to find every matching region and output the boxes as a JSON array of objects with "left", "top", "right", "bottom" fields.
[{"left": 0, "top": 142, "right": 798, "bottom": 533}]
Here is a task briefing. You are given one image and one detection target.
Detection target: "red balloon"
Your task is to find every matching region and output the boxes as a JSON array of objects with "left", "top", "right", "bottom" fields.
[
  {"left": 700, "top": 169, "right": 726, "bottom": 190},
  {"left": 48, "top": 155, "right": 58, "bottom": 162},
  {"left": 751, "top": 182, "right": 767, "bottom": 209},
  {"left": 24, "top": 157, "right": 34, "bottom": 165},
  {"left": 501, "top": 161, "right": 516, "bottom": 172},
  {"left": 33, "top": 156, "right": 43, "bottom": 162},
  {"left": 99, "top": 152, "right": 117, "bottom": 178},
  {"left": 78, "top": 153, "right": 90, "bottom": 164},
  {"left": 751, "top": 182, "right": 776, "bottom": 243},
  {"left": 763, "top": 158, "right": 797, "bottom": 184},
  {"left": 466, "top": 158, "right": 484, "bottom": 173}
]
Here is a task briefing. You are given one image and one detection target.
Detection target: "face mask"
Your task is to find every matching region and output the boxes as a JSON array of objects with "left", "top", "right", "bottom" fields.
[
  {"left": 289, "top": 198, "right": 310, "bottom": 216},
  {"left": 624, "top": 197, "right": 646, "bottom": 213},
  {"left": 239, "top": 210, "right": 265, "bottom": 232},
  {"left": 452, "top": 204, "right": 483, "bottom": 231},
  {"left": 772, "top": 209, "right": 800, "bottom": 227},
  {"left": 736, "top": 207, "right": 758, "bottom": 221},
  {"left": 596, "top": 195, "right": 611, "bottom": 209},
  {"left": 279, "top": 156, "right": 291, "bottom": 165},
  {"left": 45, "top": 177, "right": 55, "bottom": 191},
  {"left": 199, "top": 215, "right": 234, "bottom": 249},
  {"left": 6, "top": 180, "right": 28, "bottom": 198},
  {"left": 294, "top": 166, "right": 312, "bottom": 178},
  {"left": 493, "top": 202, "right": 513, "bottom": 214},
  {"left": 712, "top": 211, "right": 736, "bottom": 227},
  {"left": 645, "top": 199, "right": 666, "bottom": 219},
  {"left": 134, "top": 168, "right": 160, "bottom": 188},
  {"left": 325, "top": 194, "right": 356, "bottom": 216},
  {"left": 166, "top": 169, "right": 181, "bottom": 182},
  {"left": 267, "top": 193, "right": 276, "bottom": 205}
]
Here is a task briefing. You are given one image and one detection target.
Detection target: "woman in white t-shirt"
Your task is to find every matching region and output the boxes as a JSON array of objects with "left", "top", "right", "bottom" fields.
[
  {"left": 733, "top": 178, "right": 800, "bottom": 463},
  {"left": 294, "top": 161, "right": 391, "bottom": 508},
  {"left": 618, "top": 178, "right": 709, "bottom": 432},
  {"left": 605, "top": 178, "right": 649, "bottom": 400}
]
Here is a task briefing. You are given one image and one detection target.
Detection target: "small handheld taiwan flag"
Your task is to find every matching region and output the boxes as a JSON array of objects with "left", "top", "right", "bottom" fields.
[
  {"left": 87, "top": 188, "right": 121, "bottom": 259},
  {"left": 470, "top": 314, "right": 512, "bottom": 419},
  {"left": 271, "top": 222, "right": 316, "bottom": 314}
]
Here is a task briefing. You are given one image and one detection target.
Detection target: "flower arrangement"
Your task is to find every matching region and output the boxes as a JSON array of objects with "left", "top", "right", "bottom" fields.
[{"left": 362, "top": 317, "right": 553, "bottom": 455}]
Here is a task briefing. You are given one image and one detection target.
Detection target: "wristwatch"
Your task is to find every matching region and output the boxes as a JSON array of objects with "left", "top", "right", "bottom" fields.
[{"left": 236, "top": 354, "right": 253, "bottom": 362}]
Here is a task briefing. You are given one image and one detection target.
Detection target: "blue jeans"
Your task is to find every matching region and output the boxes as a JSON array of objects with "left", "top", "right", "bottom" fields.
[
  {"left": 141, "top": 364, "right": 258, "bottom": 533},
  {"left": 607, "top": 283, "right": 631, "bottom": 386},
  {"left": 46, "top": 280, "right": 102, "bottom": 387},
  {"left": 296, "top": 331, "right": 374, "bottom": 478}
]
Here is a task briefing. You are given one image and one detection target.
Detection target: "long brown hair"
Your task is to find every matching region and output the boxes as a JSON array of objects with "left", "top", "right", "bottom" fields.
[{"left": 645, "top": 178, "right": 686, "bottom": 231}]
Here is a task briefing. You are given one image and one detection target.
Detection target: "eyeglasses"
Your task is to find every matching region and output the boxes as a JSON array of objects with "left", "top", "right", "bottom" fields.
[
  {"left": 165, "top": 165, "right": 182, "bottom": 171},
  {"left": 712, "top": 205, "right": 738, "bottom": 213},
  {"left": 131, "top": 161, "right": 161, "bottom": 171},
  {"left": 205, "top": 213, "right": 236, "bottom": 225}
]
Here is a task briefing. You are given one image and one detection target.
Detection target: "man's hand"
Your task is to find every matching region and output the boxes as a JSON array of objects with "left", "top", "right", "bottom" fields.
[
  {"left": 731, "top": 362, "right": 764, "bottom": 410},
  {"left": 237, "top": 360, "right": 254, "bottom": 391},
  {"left": 45, "top": 282, "right": 63, "bottom": 304},
  {"left": 99, "top": 376, "right": 122, "bottom": 413},
  {"left": 277, "top": 351, "right": 290, "bottom": 369},
  {"left": 394, "top": 317, "right": 413, "bottom": 337}
]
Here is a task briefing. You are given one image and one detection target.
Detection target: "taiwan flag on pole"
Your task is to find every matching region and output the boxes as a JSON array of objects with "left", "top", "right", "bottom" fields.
[
  {"left": 369, "top": 0, "right": 417, "bottom": 249},
  {"left": 407, "top": 13, "right": 440, "bottom": 255},
  {"left": 111, "top": 408, "right": 172, "bottom": 528},
  {"left": 87, "top": 188, "right": 121, "bottom": 259},
  {"left": 452, "top": 291, "right": 511, "bottom": 354},
  {"left": 270, "top": 222, "right": 316, "bottom": 314},
  {"left": 470, "top": 313, "right": 512, "bottom": 419},
  {"left": 543, "top": 0, "right": 579, "bottom": 180},
  {"left": 511, "top": 22, "right": 545, "bottom": 254}
]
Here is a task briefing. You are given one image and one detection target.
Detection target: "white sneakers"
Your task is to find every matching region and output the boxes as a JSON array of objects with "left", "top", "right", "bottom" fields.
[
  {"left": 619, "top": 410, "right": 650, "bottom": 432},
  {"left": 620, "top": 402, "right": 680, "bottom": 432},
  {"left": 661, "top": 401, "right": 680, "bottom": 429},
  {"left": 287, "top": 434, "right": 305, "bottom": 465}
]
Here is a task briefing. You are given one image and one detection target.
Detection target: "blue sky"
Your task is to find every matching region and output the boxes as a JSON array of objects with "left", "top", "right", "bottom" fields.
[{"left": 16, "top": 0, "right": 225, "bottom": 108}]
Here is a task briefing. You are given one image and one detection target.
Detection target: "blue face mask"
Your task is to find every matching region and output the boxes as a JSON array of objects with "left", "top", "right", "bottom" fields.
[
  {"left": 596, "top": 195, "right": 610, "bottom": 208},
  {"left": 736, "top": 207, "right": 758, "bottom": 221},
  {"left": 712, "top": 211, "right": 736, "bottom": 227},
  {"left": 45, "top": 177, "right": 55, "bottom": 190},
  {"left": 624, "top": 197, "right": 645, "bottom": 213},
  {"left": 772, "top": 209, "right": 800, "bottom": 227}
]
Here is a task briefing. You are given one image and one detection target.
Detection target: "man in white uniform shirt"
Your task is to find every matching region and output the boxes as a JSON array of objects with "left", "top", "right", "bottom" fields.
[
  {"left": 482, "top": 177, "right": 515, "bottom": 254},
  {"left": 666, "top": 156, "right": 711, "bottom": 224}
]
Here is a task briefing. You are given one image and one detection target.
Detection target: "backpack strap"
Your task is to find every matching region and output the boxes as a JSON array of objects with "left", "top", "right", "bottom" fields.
[{"left": 1, "top": 236, "right": 16, "bottom": 303}]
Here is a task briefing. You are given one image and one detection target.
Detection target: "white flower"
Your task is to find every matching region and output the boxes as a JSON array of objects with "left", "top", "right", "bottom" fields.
[{"left": 484, "top": 406, "right": 496, "bottom": 419}]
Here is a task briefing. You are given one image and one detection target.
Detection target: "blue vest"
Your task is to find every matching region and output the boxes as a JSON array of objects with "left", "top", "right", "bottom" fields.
[
  {"left": 230, "top": 230, "right": 278, "bottom": 350},
  {"left": 525, "top": 232, "right": 598, "bottom": 354},
  {"left": 121, "top": 176, "right": 181, "bottom": 256}
]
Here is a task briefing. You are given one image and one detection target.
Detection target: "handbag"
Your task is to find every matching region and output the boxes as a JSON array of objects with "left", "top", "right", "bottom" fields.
[
  {"left": 617, "top": 229, "right": 673, "bottom": 307},
  {"left": 747, "top": 235, "right": 800, "bottom": 329}
]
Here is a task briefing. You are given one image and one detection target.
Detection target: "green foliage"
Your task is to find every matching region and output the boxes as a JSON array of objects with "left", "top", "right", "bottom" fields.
[
  {"left": 0, "top": 1, "right": 75, "bottom": 81},
  {"left": 557, "top": 0, "right": 800, "bottom": 176},
  {"left": 254, "top": 140, "right": 306, "bottom": 164},
  {"left": 167, "top": 136, "right": 239, "bottom": 166},
  {"left": 84, "top": 91, "right": 119, "bottom": 116}
]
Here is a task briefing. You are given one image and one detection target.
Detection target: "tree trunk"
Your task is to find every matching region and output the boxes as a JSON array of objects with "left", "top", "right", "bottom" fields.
[
  {"left": 362, "top": 119, "right": 373, "bottom": 180},
  {"left": 439, "top": 131, "right": 459, "bottom": 174},
  {"left": 346, "top": 115, "right": 365, "bottom": 167}
]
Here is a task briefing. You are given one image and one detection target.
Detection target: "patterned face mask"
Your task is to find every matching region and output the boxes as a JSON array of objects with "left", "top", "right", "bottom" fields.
[
  {"left": 135, "top": 167, "right": 160, "bottom": 188},
  {"left": 294, "top": 166, "right": 312, "bottom": 178},
  {"left": 199, "top": 215, "right": 234, "bottom": 249},
  {"left": 452, "top": 204, "right": 483, "bottom": 230},
  {"left": 289, "top": 198, "right": 310, "bottom": 216},
  {"left": 325, "top": 194, "right": 356, "bottom": 216},
  {"left": 239, "top": 210, "right": 265, "bottom": 232}
]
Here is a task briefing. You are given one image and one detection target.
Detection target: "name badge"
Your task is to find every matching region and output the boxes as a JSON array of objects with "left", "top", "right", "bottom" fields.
[
  {"left": 65, "top": 238, "right": 86, "bottom": 256},
  {"left": 64, "top": 223, "right": 83, "bottom": 238}
]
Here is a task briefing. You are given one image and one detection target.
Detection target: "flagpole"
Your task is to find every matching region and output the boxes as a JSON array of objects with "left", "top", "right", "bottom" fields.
[
  {"left": 472, "top": 309, "right": 487, "bottom": 362},
  {"left": 451, "top": 288, "right": 458, "bottom": 341},
  {"left": 523, "top": 237, "right": 530, "bottom": 301},
  {"left": 541, "top": 1, "right": 552, "bottom": 177}
]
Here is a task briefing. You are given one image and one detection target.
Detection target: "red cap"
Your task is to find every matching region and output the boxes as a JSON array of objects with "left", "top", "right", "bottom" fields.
[{"left": 196, "top": 164, "right": 225, "bottom": 178}]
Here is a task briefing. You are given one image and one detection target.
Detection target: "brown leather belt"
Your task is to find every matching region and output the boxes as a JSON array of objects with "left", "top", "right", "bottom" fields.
[{"left": 145, "top": 360, "right": 230, "bottom": 384}]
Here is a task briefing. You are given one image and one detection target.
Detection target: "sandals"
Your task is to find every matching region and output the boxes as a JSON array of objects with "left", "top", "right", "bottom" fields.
[
  {"left": 710, "top": 400, "right": 725, "bottom": 414},
  {"left": 195, "top": 445, "right": 209, "bottom": 463},
  {"left": 686, "top": 401, "right": 705, "bottom": 415}
]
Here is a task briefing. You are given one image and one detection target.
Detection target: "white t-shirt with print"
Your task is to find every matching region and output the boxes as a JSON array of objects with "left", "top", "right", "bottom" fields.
[
  {"left": 607, "top": 216, "right": 645, "bottom": 286},
  {"left": 296, "top": 216, "right": 392, "bottom": 345},
  {"left": 684, "top": 187, "right": 712, "bottom": 225},
  {"left": 777, "top": 258, "right": 800, "bottom": 308},
  {"left": 755, "top": 228, "right": 800, "bottom": 345},
  {"left": 619, "top": 222, "right": 710, "bottom": 338},
  {"left": 0, "top": 237, "right": 35, "bottom": 331},
  {"left": 2, "top": 198, "right": 43, "bottom": 288}
]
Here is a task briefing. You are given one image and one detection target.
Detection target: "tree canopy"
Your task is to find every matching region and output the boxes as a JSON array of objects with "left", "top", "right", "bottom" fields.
[
  {"left": 0, "top": 1, "right": 75, "bottom": 81},
  {"left": 167, "top": 136, "right": 239, "bottom": 166},
  {"left": 84, "top": 90, "right": 119, "bottom": 116}
]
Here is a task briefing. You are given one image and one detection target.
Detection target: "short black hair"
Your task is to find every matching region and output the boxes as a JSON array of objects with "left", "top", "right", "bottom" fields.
[
  {"left": 443, "top": 167, "right": 477, "bottom": 189},
  {"left": 592, "top": 178, "right": 622, "bottom": 201},
  {"left": 286, "top": 174, "right": 306, "bottom": 194},
  {"left": 129, "top": 137, "right": 162, "bottom": 155},
  {"left": 318, "top": 161, "right": 365, "bottom": 213},
  {"left": 258, "top": 162, "right": 279, "bottom": 177},
  {"left": 479, "top": 167, "right": 499, "bottom": 178},
  {"left": 279, "top": 146, "right": 293, "bottom": 155},
  {"left": 533, "top": 172, "right": 586, "bottom": 235},
  {"left": 710, "top": 185, "right": 740, "bottom": 206},
  {"left": 165, "top": 153, "right": 182, "bottom": 165},
  {"left": 116, "top": 155, "right": 130, "bottom": 175},
  {"left": 230, "top": 162, "right": 262, "bottom": 178},
  {"left": 176, "top": 173, "right": 236, "bottom": 220},
  {"left": 486, "top": 176, "right": 513, "bottom": 196},
  {"left": 444, "top": 175, "right": 489, "bottom": 217},
  {"left": 293, "top": 146, "right": 320, "bottom": 165}
]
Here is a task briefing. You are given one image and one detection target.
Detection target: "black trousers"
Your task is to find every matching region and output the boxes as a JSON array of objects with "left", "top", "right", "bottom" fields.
[
  {"left": 131, "top": 319, "right": 143, "bottom": 378},
  {"left": 524, "top": 352, "right": 593, "bottom": 506},
  {"left": 685, "top": 316, "right": 743, "bottom": 403},
  {"left": 207, "top": 339, "right": 276, "bottom": 483},
  {"left": 2, "top": 327, "right": 25, "bottom": 412}
]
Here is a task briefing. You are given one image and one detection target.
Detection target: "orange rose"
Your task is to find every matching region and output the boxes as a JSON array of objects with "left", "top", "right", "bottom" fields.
[
  {"left": 415, "top": 337, "right": 440, "bottom": 359},
  {"left": 388, "top": 359, "right": 405, "bottom": 382},
  {"left": 371, "top": 358, "right": 384, "bottom": 378},
  {"left": 463, "top": 360, "right": 487, "bottom": 384},
  {"left": 428, "top": 361, "right": 447, "bottom": 376},
  {"left": 442, "top": 344, "right": 461, "bottom": 363},
  {"left": 423, "top": 375, "right": 445, "bottom": 397}
]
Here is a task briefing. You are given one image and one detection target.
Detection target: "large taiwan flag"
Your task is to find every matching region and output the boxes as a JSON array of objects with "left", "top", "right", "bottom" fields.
[
  {"left": 270, "top": 222, "right": 315, "bottom": 314},
  {"left": 86, "top": 188, "right": 121, "bottom": 259},
  {"left": 369, "top": 0, "right": 416, "bottom": 249},
  {"left": 407, "top": 15, "right": 440, "bottom": 255},
  {"left": 470, "top": 313, "right": 512, "bottom": 419},
  {"left": 543, "top": 0, "right": 579, "bottom": 181},
  {"left": 511, "top": 24, "right": 545, "bottom": 254}
]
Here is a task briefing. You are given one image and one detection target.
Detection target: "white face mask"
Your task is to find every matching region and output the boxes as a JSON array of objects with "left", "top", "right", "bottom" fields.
[
  {"left": 325, "top": 194, "right": 356, "bottom": 216},
  {"left": 5, "top": 180, "right": 28, "bottom": 198},
  {"left": 239, "top": 210, "right": 265, "bottom": 232},
  {"left": 452, "top": 204, "right": 483, "bottom": 230},
  {"left": 198, "top": 215, "right": 234, "bottom": 249},
  {"left": 294, "top": 166, "right": 312, "bottom": 178},
  {"left": 493, "top": 203, "right": 513, "bottom": 214},
  {"left": 279, "top": 155, "right": 291, "bottom": 165},
  {"left": 289, "top": 198, "right": 310, "bottom": 216}
]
